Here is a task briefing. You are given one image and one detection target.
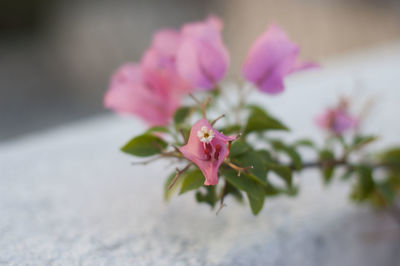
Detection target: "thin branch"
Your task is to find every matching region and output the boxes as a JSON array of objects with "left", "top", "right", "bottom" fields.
[
  {"left": 168, "top": 163, "right": 192, "bottom": 190},
  {"left": 211, "top": 114, "right": 225, "bottom": 126},
  {"left": 188, "top": 93, "right": 211, "bottom": 118},
  {"left": 224, "top": 159, "right": 253, "bottom": 176},
  {"left": 131, "top": 155, "right": 163, "bottom": 165},
  {"left": 216, "top": 181, "right": 228, "bottom": 216}
]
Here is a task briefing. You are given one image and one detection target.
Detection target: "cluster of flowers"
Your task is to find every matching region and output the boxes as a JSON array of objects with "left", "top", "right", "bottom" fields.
[
  {"left": 104, "top": 16, "right": 318, "bottom": 125},
  {"left": 103, "top": 16, "right": 397, "bottom": 215}
]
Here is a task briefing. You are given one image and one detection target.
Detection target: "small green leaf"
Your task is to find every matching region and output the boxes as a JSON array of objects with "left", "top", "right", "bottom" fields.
[
  {"left": 380, "top": 147, "right": 400, "bottom": 166},
  {"left": 351, "top": 165, "right": 375, "bottom": 202},
  {"left": 231, "top": 150, "right": 268, "bottom": 184},
  {"left": 341, "top": 168, "right": 354, "bottom": 180},
  {"left": 245, "top": 105, "right": 289, "bottom": 134},
  {"left": 179, "top": 169, "right": 204, "bottom": 195},
  {"left": 224, "top": 170, "right": 265, "bottom": 215},
  {"left": 164, "top": 172, "right": 179, "bottom": 201},
  {"left": 219, "top": 124, "right": 242, "bottom": 135},
  {"left": 174, "top": 106, "right": 191, "bottom": 125},
  {"left": 294, "top": 139, "right": 315, "bottom": 148},
  {"left": 270, "top": 140, "right": 302, "bottom": 170},
  {"left": 352, "top": 135, "right": 377, "bottom": 149},
  {"left": 121, "top": 134, "right": 167, "bottom": 157},
  {"left": 319, "top": 149, "right": 335, "bottom": 184},
  {"left": 265, "top": 162, "right": 293, "bottom": 187},
  {"left": 225, "top": 181, "right": 244, "bottom": 202},
  {"left": 146, "top": 126, "right": 169, "bottom": 133},
  {"left": 229, "top": 140, "right": 251, "bottom": 157},
  {"left": 195, "top": 186, "right": 217, "bottom": 208}
]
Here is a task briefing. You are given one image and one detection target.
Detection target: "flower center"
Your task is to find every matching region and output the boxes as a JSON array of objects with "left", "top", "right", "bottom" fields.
[{"left": 197, "top": 126, "right": 214, "bottom": 143}]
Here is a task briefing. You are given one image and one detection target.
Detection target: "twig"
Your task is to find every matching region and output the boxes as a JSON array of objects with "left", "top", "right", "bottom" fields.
[
  {"left": 189, "top": 93, "right": 211, "bottom": 118},
  {"left": 131, "top": 155, "right": 163, "bottom": 165},
  {"left": 168, "top": 163, "right": 192, "bottom": 190},
  {"left": 224, "top": 159, "right": 253, "bottom": 176},
  {"left": 216, "top": 181, "right": 228, "bottom": 215},
  {"left": 211, "top": 114, "right": 225, "bottom": 126}
]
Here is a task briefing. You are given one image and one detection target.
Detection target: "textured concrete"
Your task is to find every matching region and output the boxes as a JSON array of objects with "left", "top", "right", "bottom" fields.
[{"left": 1, "top": 43, "right": 400, "bottom": 265}]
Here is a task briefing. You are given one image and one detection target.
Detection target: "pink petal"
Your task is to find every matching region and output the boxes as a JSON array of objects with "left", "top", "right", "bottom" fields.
[
  {"left": 243, "top": 24, "right": 317, "bottom": 94},
  {"left": 179, "top": 119, "right": 231, "bottom": 186},
  {"left": 177, "top": 17, "right": 229, "bottom": 90},
  {"left": 151, "top": 29, "right": 181, "bottom": 58},
  {"left": 104, "top": 64, "right": 180, "bottom": 126}
]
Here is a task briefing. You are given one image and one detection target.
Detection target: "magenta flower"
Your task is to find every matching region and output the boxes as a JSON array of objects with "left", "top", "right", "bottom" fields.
[
  {"left": 141, "top": 30, "right": 191, "bottom": 93},
  {"left": 315, "top": 108, "right": 358, "bottom": 134},
  {"left": 176, "top": 16, "right": 229, "bottom": 90},
  {"left": 104, "top": 64, "right": 181, "bottom": 126},
  {"left": 242, "top": 24, "right": 318, "bottom": 94},
  {"left": 179, "top": 119, "right": 235, "bottom": 185}
]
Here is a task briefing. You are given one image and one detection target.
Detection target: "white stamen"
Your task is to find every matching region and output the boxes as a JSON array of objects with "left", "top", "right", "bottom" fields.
[{"left": 197, "top": 126, "right": 214, "bottom": 143}]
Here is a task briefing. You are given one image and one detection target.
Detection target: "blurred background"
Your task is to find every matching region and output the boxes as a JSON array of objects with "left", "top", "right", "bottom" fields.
[{"left": 1, "top": 0, "right": 400, "bottom": 141}]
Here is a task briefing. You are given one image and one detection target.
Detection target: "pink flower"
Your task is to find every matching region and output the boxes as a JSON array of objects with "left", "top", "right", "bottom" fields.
[
  {"left": 315, "top": 107, "right": 357, "bottom": 134},
  {"left": 179, "top": 119, "right": 235, "bottom": 185},
  {"left": 242, "top": 24, "right": 318, "bottom": 94},
  {"left": 104, "top": 64, "right": 180, "bottom": 126},
  {"left": 141, "top": 30, "right": 191, "bottom": 93},
  {"left": 176, "top": 16, "right": 229, "bottom": 90}
]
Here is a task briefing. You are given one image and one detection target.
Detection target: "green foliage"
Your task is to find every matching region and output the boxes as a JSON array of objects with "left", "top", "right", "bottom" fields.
[
  {"left": 294, "top": 138, "right": 315, "bottom": 149},
  {"left": 219, "top": 124, "right": 242, "bottom": 135},
  {"left": 244, "top": 105, "right": 289, "bottom": 134},
  {"left": 232, "top": 150, "right": 268, "bottom": 184},
  {"left": 174, "top": 106, "right": 191, "bottom": 125},
  {"left": 179, "top": 169, "right": 204, "bottom": 195},
  {"left": 229, "top": 140, "right": 251, "bottom": 157},
  {"left": 351, "top": 165, "right": 375, "bottom": 202},
  {"left": 224, "top": 170, "right": 265, "bottom": 215},
  {"left": 265, "top": 162, "right": 293, "bottom": 187},
  {"left": 351, "top": 135, "right": 377, "bottom": 150},
  {"left": 146, "top": 126, "right": 169, "bottom": 134},
  {"left": 121, "top": 134, "right": 167, "bottom": 157},
  {"left": 164, "top": 172, "right": 179, "bottom": 201},
  {"left": 224, "top": 181, "right": 244, "bottom": 202},
  {"left": 319, "top": 149, "right": 335, "bottom": 184},
  {"left": 380, "top": 147, "right": 400, "bottom": 166},
  {"left": 195, "top": 186, "right": 217, "bottom": 208},
  {"left": 270, "top": 140, "right": 302, "bottom": 170}
]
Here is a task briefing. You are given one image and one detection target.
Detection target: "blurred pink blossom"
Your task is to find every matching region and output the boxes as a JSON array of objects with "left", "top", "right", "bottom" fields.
[
  {"left": 104, "top": 64, "right": 181, "bottom": 126},
  {"left": 315, "top": 107, "right": 358, "bottom": 134},
  {"left": 179, "top": 119, "right": 235, "bottom": 185},
  {"left": 141, "top": 30, "right": 191, "bottom": 94},
  {"left": 176, "top": 16, "right": 229, "bottom": 90},
  {"left": 242, "top": 24, "right": 318, "bottom": 94}
]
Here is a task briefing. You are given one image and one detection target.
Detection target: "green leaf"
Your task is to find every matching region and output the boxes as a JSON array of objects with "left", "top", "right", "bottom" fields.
[
  {"left": 294, "top": 138, "right": 315, "bottom": 148},
  {"left": 224, "top": 181, "right": 244, "bottom": 202},
  {"left": 270, "top": 140, "right": 302, "bottom": 170},
  {"left": 244, "top": 105, "right": 289, "bottom": 134},
  {"left": 232, "top": 150, "right": 268, "bottom": 184},
  {"left": 341, "top": 168, "right": 354, "bottom": 180},
  {"left": 174, "top": 106, "right": 191, "bottom": 125},
  {"left": 121, "top": 134, "right": 167, "bottom": 157},
  {"left": 351, "top": 165, "right": 375, "bottom": 202},
  {"left": 319, "top": 149, "right": 335, "bottom": 184},
  {"left": 195, "top": 186, "right": 217, "bottom": 208},
  {"left": 219, "top": 124, "right": 242, "bottom": 135},
  {"left": 224, "top": 170, "right": 265, "bottom": 215},
  {"left": 164, "top": 172, "right": 179, "bottom": 201},
  {"left": 229, "top": 140, "right": 251, "bottom": 157},
  {"left": 179, "top": 169, "right": 204, "bottom": 195},
  {"left": 380, "top": 147, "right": 400, "bottom": 166},
  {"left": 146, "top": 126, "right": 169, "bottom": 134},
  {"left": 265, "top": 162, "right": 293, "bottom": 187},
  {"left": 352, "top": 135, "right": 377, "bottom": 150}
]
